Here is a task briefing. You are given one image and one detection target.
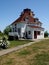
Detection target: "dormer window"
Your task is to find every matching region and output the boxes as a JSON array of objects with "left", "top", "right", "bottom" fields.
[
  {"left": 34, "top": 19, "right": 36, "bottom": 22},
  {"left": 25, "top": 16, "right": 29, "bottom": 21},
  {"left": 15, "top": 24, "right": 16, "bottom": 26},
  {"left": 35, "top": 18, "right": 39, "bottom": 22},
  {"left": 29, "top": 13, "right": 30, "bottom": 15}
]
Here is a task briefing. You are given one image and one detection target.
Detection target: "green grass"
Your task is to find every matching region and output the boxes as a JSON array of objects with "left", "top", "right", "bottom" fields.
[
  {"left": 4, "top": 59, "right": 13, "bottom": 65},
  {"left": 18, "top": 49, "right": 31, "bottom": 56},
  {"left": 9, "top": 40, "right": 32, "bottom": 48},
  {"left": 35, "top": 52, "right": 49, "bottom": 62},
  {"left": 32, "top": 52, "right": 49, "bottom": 65},
  {"left": 0, "top": 39, "right": 49, "bottom": 65}
]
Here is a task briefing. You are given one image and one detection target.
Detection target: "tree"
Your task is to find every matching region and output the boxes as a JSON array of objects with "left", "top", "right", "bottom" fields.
[
  {"left": 0, "top": 30, "right": 3, "bottom": 37},
  {"left": 0, "top": 30, "right": 2, "bottom": 33},
  {"left": 44, "top": 31, "right": 48, "bottom": 37},
  {"left": 48, "top": 33, "right": 49, "bottom": 37},
  {"left": 3, "top": 25, "right": 12, "bottom": 35}
]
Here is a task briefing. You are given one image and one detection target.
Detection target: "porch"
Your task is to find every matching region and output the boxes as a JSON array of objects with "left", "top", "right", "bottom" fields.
[{"left": 34, "top": 31, "right": 44, "bottom": 39}]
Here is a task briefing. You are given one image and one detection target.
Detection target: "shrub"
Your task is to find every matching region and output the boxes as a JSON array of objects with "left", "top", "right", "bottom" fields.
[
  {"left": 8, "top": 36, "right": 19, "bottom": 41},
  {"left": 0, "top": 37, "right": 9, "bottom": 49},
  {"left": 44, "top": 31, "right": 48, "bottom": 37}
]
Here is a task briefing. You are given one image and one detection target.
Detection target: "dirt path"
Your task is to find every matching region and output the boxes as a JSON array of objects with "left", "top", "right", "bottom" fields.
[{"left": 0, "top": 38, "right": 48, "bottom": 56}]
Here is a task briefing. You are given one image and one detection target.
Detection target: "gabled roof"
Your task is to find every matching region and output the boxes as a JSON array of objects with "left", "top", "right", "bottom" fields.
[{"left": 11, "top": 8, "right": 42, "bottom": 25}]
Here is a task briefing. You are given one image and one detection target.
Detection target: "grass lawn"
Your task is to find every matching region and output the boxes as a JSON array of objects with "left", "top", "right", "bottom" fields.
[
  {"left": 0, "top": 39, "right": 49, "bottom": 65},
  {"left": 9, "top": 40, "right": 32, "bottom": 48}
]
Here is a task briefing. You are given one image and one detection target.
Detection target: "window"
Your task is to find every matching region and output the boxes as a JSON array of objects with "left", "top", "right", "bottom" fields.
[
  {"left": 28, "top": 31, "right": 31, "bottom": 34},
  {"left": 13, "top": 28, "right": 14, "bottom": 32},
  {"left": 15, "top": 24, "right": 17, "bottom": 28},
  {"left": 15, "top": 27, "right": 17, "bottom": 32},
  {"left": 24, "top": 19, "right": 25, "bottom": 21},
  {"left": 34, "top": 19, "right": 36, "bottom": 22},
  {"left": 25, "top": 16, "right": 29, "bottom": 22},
  {"left": 18, "top": 28, "right": 20, "bottom": 32},
  {"left": 15, "top": 24, "right": 16, "bottom": 26},
  {"left": 18, "top": 28, "right": 21, "bottom": 35},
  {"left": 15, "top": 24, "right": 17, "bottom": 32},
  {"left": 38, "top": 31, "right": 40, "bottom": 35}
]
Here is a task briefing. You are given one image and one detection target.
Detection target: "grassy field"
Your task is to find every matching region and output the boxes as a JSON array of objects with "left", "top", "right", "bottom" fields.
[
  {"left": 0, "top": 39, "right": 49, "bottom": 65},
  {"left": 9, "top": 40, "right": 32, "bottom": 48}
]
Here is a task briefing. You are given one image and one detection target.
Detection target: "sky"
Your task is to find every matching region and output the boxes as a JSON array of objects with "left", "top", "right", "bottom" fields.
[{"left": 0, "top": 0, "right": 49, "bottom": 32}]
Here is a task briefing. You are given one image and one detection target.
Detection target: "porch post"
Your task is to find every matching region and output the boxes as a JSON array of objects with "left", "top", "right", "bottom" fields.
[{"left": 32, "top": 30, "right": 34, "bottom": 39}]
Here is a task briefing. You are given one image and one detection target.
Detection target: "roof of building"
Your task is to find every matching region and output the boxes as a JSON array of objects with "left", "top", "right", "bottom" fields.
[
  {"left": 28, "top": 25, "right": 44, "bottom": 30},
  {"left": 11, "top": 8, "right": 42, "bottom": 25}
]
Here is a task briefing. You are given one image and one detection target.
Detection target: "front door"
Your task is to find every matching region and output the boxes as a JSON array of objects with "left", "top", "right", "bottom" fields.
[{"left": 34, "top": 31, "right": 37, "bottom": 39}]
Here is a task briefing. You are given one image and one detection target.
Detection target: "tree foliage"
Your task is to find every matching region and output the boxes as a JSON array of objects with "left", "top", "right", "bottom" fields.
[
  {"left": 44, "top": 31, "right": 48, "bottom": 37},
  {"left": 3, "top": 26, "right": 12, "bottom": 35},
  {"left": 0, "top": 30, "right": 3, "bottom": 37},
  {"left": 0, "top": 30, "right": 2, "bottom": 33}
]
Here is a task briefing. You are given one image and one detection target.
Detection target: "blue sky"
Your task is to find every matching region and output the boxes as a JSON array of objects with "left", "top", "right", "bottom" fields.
[{"left": 0, "top": 0, "right": 49, "bottom": 32}]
